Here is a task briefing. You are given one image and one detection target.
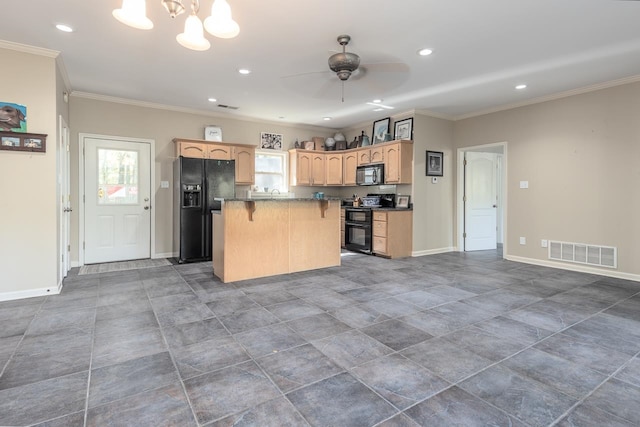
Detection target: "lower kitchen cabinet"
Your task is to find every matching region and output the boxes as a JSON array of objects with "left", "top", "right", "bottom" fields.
[{"left": 372, "top": 210, "right": 412, "bottom": 258}]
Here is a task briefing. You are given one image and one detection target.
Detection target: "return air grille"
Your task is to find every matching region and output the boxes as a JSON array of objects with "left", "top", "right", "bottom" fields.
[{"left": 548, "top": 240, "right": 617, "bottom": 268}]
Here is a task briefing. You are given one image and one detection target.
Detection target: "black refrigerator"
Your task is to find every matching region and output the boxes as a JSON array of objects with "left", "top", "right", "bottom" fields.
[{"left": 174, "top": 156, "right": 235, "bottom": 263}]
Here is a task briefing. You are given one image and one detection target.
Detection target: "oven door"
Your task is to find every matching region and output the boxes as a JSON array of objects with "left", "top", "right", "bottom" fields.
[{"left": 345, "top": 222, "right": 372, "bottom": 253}]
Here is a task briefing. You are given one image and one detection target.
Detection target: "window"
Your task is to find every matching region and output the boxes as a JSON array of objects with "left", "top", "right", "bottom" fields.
[{"left": 254, "top": 149, "right": 288, "bottom": 192}]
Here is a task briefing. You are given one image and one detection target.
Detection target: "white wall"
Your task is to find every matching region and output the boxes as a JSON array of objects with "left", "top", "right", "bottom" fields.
[{"left": 0, "top": 47, "right": 59, "bottom": 299}]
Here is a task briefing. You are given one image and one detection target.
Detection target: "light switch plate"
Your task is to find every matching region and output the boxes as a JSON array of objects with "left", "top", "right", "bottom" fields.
[
  {"left": 520, "top": 237, "right": 526, "bottom": 245},
  {"left": 160, "top": 181, "right": 169, "bottom": 188},
  {"left": 520, "top": 181, "right": 529, "bottom": 189}
]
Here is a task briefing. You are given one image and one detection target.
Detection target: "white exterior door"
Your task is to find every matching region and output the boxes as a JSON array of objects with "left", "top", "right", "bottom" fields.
[
  {"left": 465, "top": 152, "right": 497, "bottom": 251},
  {"left": 84, "top": 137, "right": 151, "bottom": 264}
]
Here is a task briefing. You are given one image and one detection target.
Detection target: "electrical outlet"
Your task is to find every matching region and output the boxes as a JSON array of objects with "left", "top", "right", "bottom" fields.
[
  {"left": 160, "top": 181, "right": 170, "bottom": 189},
  {"left": 541, "top": 239, "right": 548, "bottom": 248},
  {"left": 520, "top": 237, "right": 526, "bottom": 245}
]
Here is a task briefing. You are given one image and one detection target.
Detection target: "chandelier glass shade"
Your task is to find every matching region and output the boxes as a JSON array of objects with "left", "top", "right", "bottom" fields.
[{"left": 113, "top": 0, "right": 239, "bottom": 51}]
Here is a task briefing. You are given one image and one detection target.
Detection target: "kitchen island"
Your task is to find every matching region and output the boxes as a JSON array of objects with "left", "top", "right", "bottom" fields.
[{"left": 212, "top": 198, "right": 341, "bottom": 283}]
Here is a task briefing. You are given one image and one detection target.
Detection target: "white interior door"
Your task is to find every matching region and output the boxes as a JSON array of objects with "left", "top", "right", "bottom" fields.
[
  {"left": 58, "top": 116, "right": 71, "bottom": 281},
  {"left": 465, "top": 152, "right": 497, "bottom": 251},
  {"left": 84, "top": 137, "right": 151, "bottom": 264}
]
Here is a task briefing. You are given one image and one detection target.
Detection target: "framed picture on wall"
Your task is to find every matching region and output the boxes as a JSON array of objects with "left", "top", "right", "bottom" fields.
[
  {"left": 260, "top": 132, "right": 283, "bottom": 150},
  {"left": 0, "top": 131, "right": 47, "bottom": 153},
  {"left": 394, "top": 118, "right": 413, "bottom": 140},
  {"left": 426, "top": 150, "right": 443, "bottom": 176}
]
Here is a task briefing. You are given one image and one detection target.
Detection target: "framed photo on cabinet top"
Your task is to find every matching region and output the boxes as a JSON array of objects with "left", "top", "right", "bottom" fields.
[
  {"left": 204, "top": 125, "right": 222, "bottom": 141},
  {"left": 426, "top": 150, "right": 443, "bottom": 176},
  {"left": 260, "top": 132, "right": 283, "bottom": 150},
  {"left": 394, "top": 118, "right": 413, "bottom": 140},
  {"left": 372, "top": 117, "right": 391, "bottom": 144}
]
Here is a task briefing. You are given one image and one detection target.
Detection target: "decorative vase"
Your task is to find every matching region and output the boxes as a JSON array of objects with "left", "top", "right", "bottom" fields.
[
  {"left": 325, "top": 137, "right": 336, "bottom": 151},
  {"left": 360, "top": 131, "right": 370, "bottom": 146}
]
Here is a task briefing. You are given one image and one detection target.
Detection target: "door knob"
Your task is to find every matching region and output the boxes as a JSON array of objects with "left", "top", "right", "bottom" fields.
[{"left": 144, "top": 206, "right": 150, "bottom": 210}]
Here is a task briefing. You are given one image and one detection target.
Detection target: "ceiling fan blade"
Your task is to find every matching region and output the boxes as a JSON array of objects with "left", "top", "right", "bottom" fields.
[
  {"left": 314, "top": 78, "right": 339, "bottom": 98},
  {"left": 281, "top": 70, "right": 331, "bottom": 79},
  {"left": 360, "top": 62, "right": 409, "bottom": 73}
]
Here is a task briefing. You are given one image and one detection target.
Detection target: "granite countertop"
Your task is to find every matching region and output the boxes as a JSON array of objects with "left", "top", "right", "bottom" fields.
[
  {"left": 341, "top": 206, "right": 413, "bottom": 211},
  {"left": 221, "top": 197, "right": 342, "bottom": 202}
]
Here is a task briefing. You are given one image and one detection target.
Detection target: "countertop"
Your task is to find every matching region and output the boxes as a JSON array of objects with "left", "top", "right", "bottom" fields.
[
  {"left": 341, "top": 206, "right": 413, "bottom": 211},
  {"left": 220, "top": 197, "right": 342, "bottom": 202}
]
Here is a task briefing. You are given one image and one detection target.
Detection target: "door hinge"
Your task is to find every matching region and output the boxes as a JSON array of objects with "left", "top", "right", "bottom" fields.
[
  {"left": 463, "top": 196, "right": 466, "bottom": 202},
  {"left": 67, "top": 244, "right": 71, "bottom": 252},
  {"left": 463, "top": 159, "right": 467, "bottom": 166},
  {"left": 83, "top": 242, "right": 85, "bottom": 250},
  {"left": 463, "top": 232, "right": 467, "bottom": 238},
  {"left": 66, "top": 144, "right": 70, "bottom": 152},
  {"left": 83, "top": 194, "right": 85, "bottom": 203}
]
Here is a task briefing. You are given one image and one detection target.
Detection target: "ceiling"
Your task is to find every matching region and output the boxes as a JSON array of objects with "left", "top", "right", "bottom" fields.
[{"left": 2, "top": 0, "right": 640, "bottom": 129}]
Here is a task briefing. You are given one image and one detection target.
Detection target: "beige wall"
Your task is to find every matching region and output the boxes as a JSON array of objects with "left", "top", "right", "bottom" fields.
[
  {"left": 0, "top": 48, "right": 59, "bottom": 297},
  {"left": 68, "top": 96, "right": 333, "bottom": 262},
  {"left": 413, "top": 113, "right": 455, "bottom": 254},
  {"left": 454, "top": 82, "right": 640, "bottom": 276}
]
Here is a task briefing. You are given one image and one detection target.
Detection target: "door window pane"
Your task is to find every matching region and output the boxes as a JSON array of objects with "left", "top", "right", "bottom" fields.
[{"left": 97, "top": 148, "right": 139, "bottom": 205}]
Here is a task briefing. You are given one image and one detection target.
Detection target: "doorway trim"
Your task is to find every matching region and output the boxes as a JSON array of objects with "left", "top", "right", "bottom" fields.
[
  {"left": 456, "top": 141, "right": 508, "bottom": 256},
  {"left": 78, "top": 133, "right": 156, "bottom": 266}
]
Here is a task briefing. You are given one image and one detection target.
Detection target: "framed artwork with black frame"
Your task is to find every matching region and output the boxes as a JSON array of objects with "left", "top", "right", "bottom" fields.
[
  {"left": 426, "top": 150, "right": 443, "bottom": 176},
  {"left": 372, "top": 117, "right": 391, "bottom": 144},
  {"left": 394, "top": 118, "right": 413, "bottom": 140}
]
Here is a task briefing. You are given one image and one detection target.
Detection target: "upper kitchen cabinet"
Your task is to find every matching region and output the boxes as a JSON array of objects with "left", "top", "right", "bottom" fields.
[
  {"left": 370, "top": 146, "right": 384, "bottom": 164},
  {"left": 325, "top": 152, "right": 343, "bottom": 186},
  {"left": 343, "top": 151, "right": 358, "bottom": 185},
  {"left": 174, "top": 138, "right": 230, "bottom": 159},
  {"left": 173, "top": 138, "right": 256, "bottom": 185},
  {"left": 233, "top": 145, "right": 255, "bottom": 185},
  {"left": 383, "top": 140, "right": 413, "bottom": 184},
  {"left": 289, "top": 149, "right": 326, "bottom": 186}
]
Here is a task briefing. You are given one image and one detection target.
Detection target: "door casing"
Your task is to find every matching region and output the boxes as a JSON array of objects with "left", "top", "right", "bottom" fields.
[{"left": 456, "top": 142, "right": 507, "bottom": 255}]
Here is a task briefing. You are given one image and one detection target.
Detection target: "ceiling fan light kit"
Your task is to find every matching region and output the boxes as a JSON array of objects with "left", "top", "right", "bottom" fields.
[
  {"left": 328, "top": 35, "right": 360, "bottom": 81},
  {"left": 113, "top": 0, "right": 239, "bottom": 50}
]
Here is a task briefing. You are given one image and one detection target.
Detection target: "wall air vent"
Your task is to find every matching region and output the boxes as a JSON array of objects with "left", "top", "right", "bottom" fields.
[
  {"left": 548, "top": 240, "right": 617, "bottom": 269},
  {"left": 217, "top": 104, "right": 239, "bottom": 110}
]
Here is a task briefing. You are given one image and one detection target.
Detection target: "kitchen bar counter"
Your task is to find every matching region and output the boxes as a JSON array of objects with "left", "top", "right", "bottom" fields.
[{"left": 212, "top": 199, "right": 340, "bottom": 283}]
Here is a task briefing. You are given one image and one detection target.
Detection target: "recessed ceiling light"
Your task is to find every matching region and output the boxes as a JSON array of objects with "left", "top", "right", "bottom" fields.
[
  {"left": 515, "top": 84, "right": 527, "bottom": 90},
  {"left": 238, "top": 68, "right": 251, "bottom": 75},
  {"left": 418, "top": 48, "right": 433, "bottom": 56},
  {"left": 279, "top": 116, "right": 285, "bottom": 119},
  {"left": 208, "top": 97, "right": 217, "bottom": 102},
  {"left": 56, "top": 24, "right": 73, "bottom": 33},
  {"left": 372, "top": 99, "right": 382, "bottom": 103},
  {"left": 373, "top": 108, "right": 384, "bottom": 112},
  {"left": 323, "top": 117, "right": 332, "bottom": 121}
]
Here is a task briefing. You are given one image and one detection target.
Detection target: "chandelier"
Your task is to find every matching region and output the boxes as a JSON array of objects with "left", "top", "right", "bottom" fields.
[{"left": 112, "top": 0, "right": 240, "bottom": 51}]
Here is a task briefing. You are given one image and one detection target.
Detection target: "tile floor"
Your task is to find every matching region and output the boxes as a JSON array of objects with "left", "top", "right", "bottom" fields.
[{"left": 1, "top": 251, "right": 639, "bottom": 426}]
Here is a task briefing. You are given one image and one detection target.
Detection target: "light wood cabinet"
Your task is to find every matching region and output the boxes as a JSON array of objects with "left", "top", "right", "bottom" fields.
[
  {"left": 325, "top": 152, "right": 343, "bottom": 186},
  {"left": 383, "top": 141, "right": 413, "bottom": 184},
  {"left": 357, "top": 148, "right": 371, "bottom": 166},
  {"left": 370, "top": 146, "right": 384, "bottom": 164},
  {"left": 289, "top": 139, "right": 412, "bottom": 187},
  {"left": 233, "top": 146, "right": 255, "bottom": 185},
  {"left": 372, "top": 210, "right": 413, "bottom": 258},
  {"left": 343, "top": 151, "right": 358, "bottom": 185},
  {"left": 311, "top": 153, "right": 326, "bottom": 186},
  {"left": 290, "top": 150, "right": 313, "bottom": 186},
  {"left": 173, "top": 138, "right": 255, "bottom": 184}
]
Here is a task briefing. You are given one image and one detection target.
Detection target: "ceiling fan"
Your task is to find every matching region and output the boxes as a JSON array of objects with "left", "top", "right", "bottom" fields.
[{"left": 281, "top": 34, "right": 409, "bottom": 102}]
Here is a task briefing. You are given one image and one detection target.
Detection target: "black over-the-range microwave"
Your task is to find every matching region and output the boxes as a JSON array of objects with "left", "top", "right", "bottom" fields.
[{"left": 356, "top": 163, "right": 384, "bottom": 186}]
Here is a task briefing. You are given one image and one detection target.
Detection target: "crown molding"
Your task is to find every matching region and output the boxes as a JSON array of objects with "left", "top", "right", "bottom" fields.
[
  {"left": 414, "top": 109, "right": 456, "bottom": 121},
  {"left": 70, "top": 91, "right": 333, "bottom": 133},
  {"left": 0, "top": 40, "right": 59, "bottom": 58},
  {"left": 454, "top": 74, "right": 640, "bottom": 121}
]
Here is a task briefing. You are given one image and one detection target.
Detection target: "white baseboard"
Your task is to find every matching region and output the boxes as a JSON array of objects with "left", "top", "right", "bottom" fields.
[
  {"left": 70, "top": 261, "right": 80, "bottom": 268},
  {"left": 153, "top": 252, "right": 175, "bottom": 259},
  {"left": 506, "top": 255, "right": 640, "bottom": 283},
  {"left": 0, "top": 282, "right": 62, "bottom": 302},
  {"left": 412, "top": 247, "right": 456, "bottom": 257}
]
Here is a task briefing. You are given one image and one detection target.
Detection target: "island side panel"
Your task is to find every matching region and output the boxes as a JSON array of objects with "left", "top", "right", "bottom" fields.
[
  {"left": 219, "top": 200, "right": 291, "bottom": 282},
  {"left": 212, "top": 211, "right": 225, "bottom": 280},
  {"left": 289, "top": 201, "right": 341, "bottom": 273}
]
